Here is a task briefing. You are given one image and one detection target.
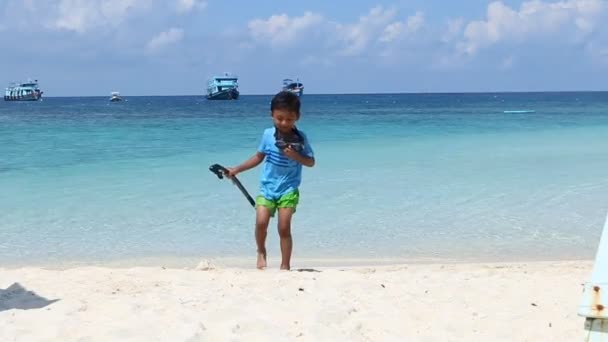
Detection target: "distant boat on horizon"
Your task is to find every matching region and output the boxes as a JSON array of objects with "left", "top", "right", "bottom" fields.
[
  {"left": 282, "top": 78, "right": 304, "bottom": 97},
  {"left": 4, "top": 79, "right": 43, "bottom": 101},
  {"left": 110, "top": 91, "right": 123, "bottom": 102},
  {"left": 206, "top": 73, "right": 239, "bottom": 100}
]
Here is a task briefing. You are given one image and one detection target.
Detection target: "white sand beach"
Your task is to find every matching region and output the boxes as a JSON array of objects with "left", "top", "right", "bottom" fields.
[{"left": 0, "top": 260, "right": 592, "bottom": 341}]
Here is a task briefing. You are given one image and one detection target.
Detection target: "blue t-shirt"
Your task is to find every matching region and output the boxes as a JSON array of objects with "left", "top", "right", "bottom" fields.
[{"left": 257, "top": 127, "right": 314, "bottom": 200}]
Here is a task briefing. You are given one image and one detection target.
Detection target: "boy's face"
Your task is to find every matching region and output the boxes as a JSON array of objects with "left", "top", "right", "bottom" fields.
[{"left": 272, "top": 109, "right": 299, "bottom": 134}]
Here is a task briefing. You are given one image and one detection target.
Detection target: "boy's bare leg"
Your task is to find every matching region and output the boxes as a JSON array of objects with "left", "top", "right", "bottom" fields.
[
  {"left": 255, "top": 206, "right": 271, "bottom": 269},
  {"left": 277, "top": 208, "right": 294, "bottom": 270}
]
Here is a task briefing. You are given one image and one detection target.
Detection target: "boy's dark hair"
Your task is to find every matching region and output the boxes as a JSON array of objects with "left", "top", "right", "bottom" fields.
[{"left": 271, "top": 91, "right": 300, "bottom": 115}]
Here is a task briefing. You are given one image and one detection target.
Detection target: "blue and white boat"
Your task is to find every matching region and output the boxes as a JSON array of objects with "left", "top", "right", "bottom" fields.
[
  {"left": 110, "top": 91, "right": 123, "bottom": 102},
  {"left": 206, "top": 73, "right": 239, "bottom": 100},
  {"left": 282, "top": 78, "right": 303, "bottom": 97},
  {"left": 4, "top": 80, "right": 43, "bottom": 101}
]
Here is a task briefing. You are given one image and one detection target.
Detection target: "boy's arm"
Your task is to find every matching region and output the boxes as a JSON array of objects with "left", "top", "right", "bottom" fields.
[
  {"left": 283, "top": 147, "right": 315, "bottom": 167},
  {"left": 227, "top": 152, "right": 265, "bottom": 177},
  {"left": 284, "top": 131, "right": 315, "bottom": 167}
]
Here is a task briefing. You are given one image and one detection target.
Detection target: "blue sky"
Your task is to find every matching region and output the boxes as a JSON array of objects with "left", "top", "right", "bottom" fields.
[{"left": 1, "top": 0, "right": 607, "bottom": 96}]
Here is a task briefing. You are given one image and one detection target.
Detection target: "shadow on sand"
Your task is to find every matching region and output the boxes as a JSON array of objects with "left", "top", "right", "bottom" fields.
[
  {"left": 0, "top": 283, "right": 59, "bottom": 312},
  {"left": 293, "top": 268, "right": 322, "bottom": 273}
]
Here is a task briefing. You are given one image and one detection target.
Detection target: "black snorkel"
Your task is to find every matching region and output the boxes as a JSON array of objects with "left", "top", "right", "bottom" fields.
[{"left": 209, "top": 164, "right": 256, "bottom": 208}]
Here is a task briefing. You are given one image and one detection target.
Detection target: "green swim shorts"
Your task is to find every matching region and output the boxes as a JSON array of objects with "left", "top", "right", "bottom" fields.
[{"left": 256, "top": 190, "right": 299, "bottom": 217}]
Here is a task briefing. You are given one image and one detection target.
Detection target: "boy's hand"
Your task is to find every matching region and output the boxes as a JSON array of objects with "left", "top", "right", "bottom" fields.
[
  {"left": 283, "top": 145, "right": 299, "bottom": 160},
  {"left": 283, "top": 145, "right": 315, "bottom": 167},
  {"left": 283, "top": 145, "right": 298, "bottom": 160},
  {"left": 225, "top": 167, "right": 238, "bottom": 178}
]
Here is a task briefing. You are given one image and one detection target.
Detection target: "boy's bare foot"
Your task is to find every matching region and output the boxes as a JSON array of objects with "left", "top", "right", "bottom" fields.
[
  {"left": 280, "top": 264, "right": 290, "bottom": 271},
  {"left": 256, "top": 251, "right": 267, "bottom": 269}
]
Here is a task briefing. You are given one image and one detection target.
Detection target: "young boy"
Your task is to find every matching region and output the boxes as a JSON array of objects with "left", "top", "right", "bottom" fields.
[{"left": 227, "top": 91, "right": 315, "bottom": 270}]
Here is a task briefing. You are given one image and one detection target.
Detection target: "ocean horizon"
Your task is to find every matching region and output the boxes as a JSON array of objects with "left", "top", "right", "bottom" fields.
[
  {"left": 37, "top": 90, "right": 608, "bottom": 98},
  {"left": 2, "top": 92, "right": 608, "bottom": 267}
]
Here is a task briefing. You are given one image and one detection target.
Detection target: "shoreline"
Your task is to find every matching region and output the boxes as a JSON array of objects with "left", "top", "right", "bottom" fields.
[{"left": 0, "top": 254, "right": 594, "bottom": 270}]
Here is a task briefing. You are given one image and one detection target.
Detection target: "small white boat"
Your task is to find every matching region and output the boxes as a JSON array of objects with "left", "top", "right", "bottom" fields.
[
  {"left": 206, "top": 73, "right": 239, "bottom": 100},
  {"left": 282, "top": 78, "right": 304, "bottom": 97},
  {"left": 110, "top": 91, "right": 123, "bottom": 102}
]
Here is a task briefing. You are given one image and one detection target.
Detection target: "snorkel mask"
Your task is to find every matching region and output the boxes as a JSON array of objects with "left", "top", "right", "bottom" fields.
[{"left": 274, "top": 127, "right": 304, "bottom": 152}]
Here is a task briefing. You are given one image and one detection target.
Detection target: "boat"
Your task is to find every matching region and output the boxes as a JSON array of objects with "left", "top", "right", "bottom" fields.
[
  {"left": 4, "top": 80, "right": 43, "bottom": 101},
  {"left": 282, "top": 78, "right": 304, "bottom": 97},
  {"left": 206, "top": 73, "right": 239, "bottom": 100},
  {"left": 109, "top": 91, "right": 123, "bottom": 102}
]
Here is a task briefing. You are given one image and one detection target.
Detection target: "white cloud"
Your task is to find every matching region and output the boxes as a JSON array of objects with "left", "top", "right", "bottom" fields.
[
  {"left": 52, "top": 0, "right": 149, "bottom": 33},
  {"left": 247, "top": 7, "right": 401, "bottom": 53},
  {"left": 53, "top": 1, "right": 101, "bottom": 33},
  {"left": 336, "top": 6, "right": 397, "bottom": 55},
  {"left": 248, "top": 11, "right": 323, "bottom": 46},
  {"left": 176, "top": 0, "right": 207, "bottom": 13},
  {"left": 146, "top": 27, "right": 184, "bottom": 52},
  {"left": 380, "top": 11, "right": 425, "bottom": 42},
  {"left": 407, "top": 11, "right": 425, "bottom": 33},
  {"left": 334, "top": 7, "right": 426, "bottom": 56},
  {"left": 380, "top": 22, "right": 403, "bottom": 42},
  {"left": 246, "top": 6, "right": 427, "bottom": 61},
  {"left": 461, "top": 0, "right": 605, "bottom": 55},
  {"left": 1, "top": 0, "right": 156, "bottom": 33}
]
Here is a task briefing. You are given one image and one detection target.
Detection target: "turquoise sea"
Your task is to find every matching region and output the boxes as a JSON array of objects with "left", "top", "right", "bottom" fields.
[{"left": 1, "top": 93, "right": 608, "bottom": 267}]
